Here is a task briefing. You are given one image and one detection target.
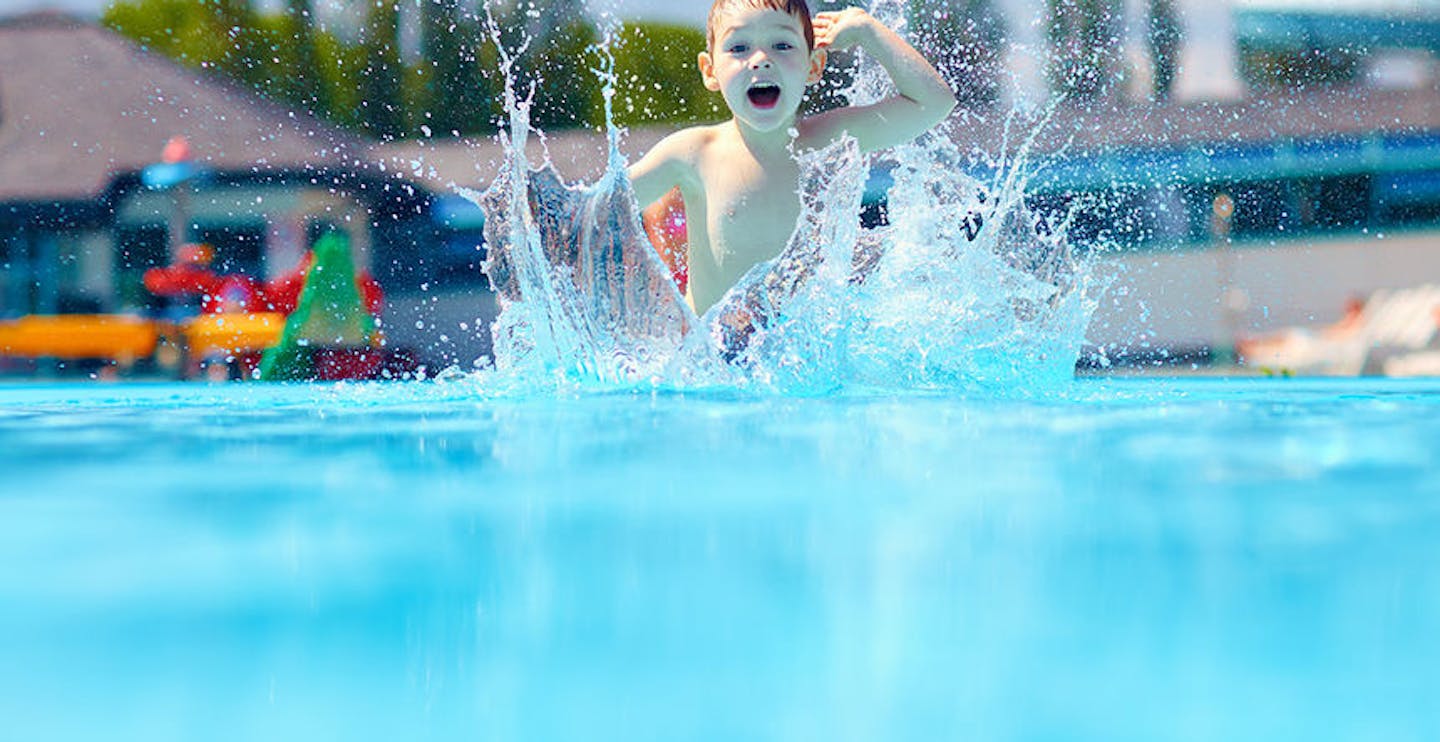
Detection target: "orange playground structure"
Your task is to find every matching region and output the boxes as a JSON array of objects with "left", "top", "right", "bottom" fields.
[
  {"left": 0, "top": 314, "right": 162, "bottom": 360},
  {"left": 0, "top": 313, "right": 285, "bottom": 377}
]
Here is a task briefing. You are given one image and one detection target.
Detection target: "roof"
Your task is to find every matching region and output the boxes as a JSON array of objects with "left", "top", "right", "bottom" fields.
[
  {"left": 0, "top": 13, "right": 373, "bottom": 203},
  {"left": 1235, "top": 6, "right": 1440, "bottom": 51},
  {"left": 372, "top": 124, "right": 679, "bottom": 193},
  {"left": 1234, "top": 0, "right": 1437, "bottom": 16}
]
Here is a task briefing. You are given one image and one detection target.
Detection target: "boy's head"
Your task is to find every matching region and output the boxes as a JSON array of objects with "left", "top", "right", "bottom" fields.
[
  {"left": 706, "top": 0, "right": 814, "bottom": 52},
  {"left": 699, "top": 0, "right": 825, "bottom": 133}
]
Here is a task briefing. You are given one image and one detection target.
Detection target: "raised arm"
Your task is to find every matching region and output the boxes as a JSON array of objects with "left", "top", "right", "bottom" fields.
[{"left": 804, "top": 8, "right": 958, "bottom": 153}]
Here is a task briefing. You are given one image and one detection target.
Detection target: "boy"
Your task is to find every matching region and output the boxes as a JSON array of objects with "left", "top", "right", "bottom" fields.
[{"left": 628, "top": 0, "right": 957, "bottom": 315}]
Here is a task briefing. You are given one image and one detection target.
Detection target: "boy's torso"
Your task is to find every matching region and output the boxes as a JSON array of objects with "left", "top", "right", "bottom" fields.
[{"left": 679, "top": 122, "right": 807, "bottom": 314}]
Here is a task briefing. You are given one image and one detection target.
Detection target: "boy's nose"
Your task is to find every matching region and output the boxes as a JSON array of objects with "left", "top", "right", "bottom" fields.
[{"left": 751, "top": 56, "right": 772, "bottom": 69}]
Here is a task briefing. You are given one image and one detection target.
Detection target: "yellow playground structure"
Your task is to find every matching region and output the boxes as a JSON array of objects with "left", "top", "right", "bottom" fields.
[{"left": 0, "top": 313, "right": 285, "bottom": 377}]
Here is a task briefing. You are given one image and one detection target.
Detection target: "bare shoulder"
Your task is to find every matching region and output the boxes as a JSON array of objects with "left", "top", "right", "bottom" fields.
[
  {"left": 645, "top": 124, "right": 723, "bottom": 163},
  {"left": 629, "top": 125, "right": 722, "bottom": 205}
]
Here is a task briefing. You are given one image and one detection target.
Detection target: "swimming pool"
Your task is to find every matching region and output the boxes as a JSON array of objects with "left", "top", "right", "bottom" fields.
[{"left": 2, "top": 378, "right": 1437, "bottom": 740}]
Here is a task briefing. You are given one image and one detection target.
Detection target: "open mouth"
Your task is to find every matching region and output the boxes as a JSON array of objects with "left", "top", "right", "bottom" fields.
[{"left": 746, "top": 82, "right": 781, "bottom": 109}]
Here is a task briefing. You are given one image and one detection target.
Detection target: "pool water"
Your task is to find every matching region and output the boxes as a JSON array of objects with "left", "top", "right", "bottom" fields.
[{"left": 2, "top": 378, "right": 1438, "bottom": 740}]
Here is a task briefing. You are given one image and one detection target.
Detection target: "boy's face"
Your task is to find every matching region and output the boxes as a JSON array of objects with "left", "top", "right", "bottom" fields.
[{"left": 699, "top": 7, "right": 825, "bottom": 133}]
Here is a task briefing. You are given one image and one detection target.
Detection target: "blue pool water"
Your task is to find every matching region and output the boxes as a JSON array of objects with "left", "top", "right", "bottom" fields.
[{"left": 2, "top": 378, "right": 1438, "bottom": 740}]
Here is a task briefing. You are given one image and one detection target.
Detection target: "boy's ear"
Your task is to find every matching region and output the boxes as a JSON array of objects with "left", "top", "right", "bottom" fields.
[
  {"left": 806, "top": 48, "right": 827, "bottom": 85},
  {"left": 698, "top": 51, "right": 721, "bottom": 92}
]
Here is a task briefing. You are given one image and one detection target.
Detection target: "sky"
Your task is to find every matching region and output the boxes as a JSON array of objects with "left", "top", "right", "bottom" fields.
[{"left": 0, "top": 0, "right": 708, "bottom": 25}]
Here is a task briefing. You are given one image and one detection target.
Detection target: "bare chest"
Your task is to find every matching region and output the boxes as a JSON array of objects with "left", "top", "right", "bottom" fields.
[{"left": 697, "top": 153, "right": 801, "bottom": 268}]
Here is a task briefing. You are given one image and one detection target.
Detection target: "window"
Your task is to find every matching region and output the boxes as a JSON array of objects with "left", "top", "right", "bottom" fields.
[
  {"left": 115, "top": 224, "right": 169, "bottom": 309},
  {"left": 1029, "top": 191, "right": 1149, "bottom": 251},
  {"left": 434, "top": 229, "right": 488, "bottom": 287},
  {"left": 860, "top": 198, "right": 888, "bottom": 229},
  {"left": 1376, "top": 171, "right": 1440, "bottom": 226},
  {"left": 116, "top": 223, "right": 169, "bottom": 271},
  {"left": 1297, "top": 175, "right": 1370, "bottom": 231},
  {"left": 194, "top": 223, "right": 266, "bottom": 276},
  {"left": 1195, "top": 181, "right": 1293, "bottom": 239},
  {"left": 1235, "top": 180, "right": 1293, "bottom": 236},
  {"left": 1076, "top": 189, "right": 1157, "bottom": 249}
]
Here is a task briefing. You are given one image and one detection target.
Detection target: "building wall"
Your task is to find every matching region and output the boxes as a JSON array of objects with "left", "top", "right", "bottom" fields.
[
  {"left": 1091, "top": 229, "right": 1440, "bottom": 352},
  {"left": 72, "top": 231, "right": 112, "bottom": 304},
  {"left": 0, "top": 227, "right": 104, "bottom": 316},
  {"left": 382, "top": 291, "right": 498, "bottom": 372}
]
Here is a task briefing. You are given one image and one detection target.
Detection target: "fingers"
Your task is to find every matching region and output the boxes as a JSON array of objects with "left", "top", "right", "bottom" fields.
[
  {"left": 811, "top": 14, "right": 837, "bottom": 48},
  {"left": 813, "top": 9, "right": 860, "bottom": 22},
  {"left": 812, "top": 23, "right": 833, "bottom": 48},
  {"left": 811, "top": 8, "right": 864, "bottom": 48}
]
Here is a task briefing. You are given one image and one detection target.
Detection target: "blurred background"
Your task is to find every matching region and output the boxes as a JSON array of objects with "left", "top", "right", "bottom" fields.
[{"left": 1, "top": 0, "right": 1438, "bottom": 379}]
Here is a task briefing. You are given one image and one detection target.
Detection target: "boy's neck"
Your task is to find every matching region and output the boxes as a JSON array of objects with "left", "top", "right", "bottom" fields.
[{"left": 729, "top": 117, "right": 796, "bottom": 159}]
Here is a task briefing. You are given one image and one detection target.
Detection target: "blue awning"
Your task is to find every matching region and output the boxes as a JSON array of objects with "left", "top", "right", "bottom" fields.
[
  {"left": 1236, "top": 9, "right": 1440, "bottom": 51},
  {"left": 432, "top": 194, "right": 486, "bottom": 230}
]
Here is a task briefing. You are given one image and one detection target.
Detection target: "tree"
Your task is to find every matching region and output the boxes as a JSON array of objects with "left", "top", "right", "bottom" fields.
[
  {"left": 606, "top": 22, "right": 723, "bottom": 128},
  {"left": 907, "top": 0, "right": 1005, "bottom": 106},
  {"left": 103, "top": 0, "right": 236, "bottom": 72},
  {"left": 1046, "top": 0, "right": 1122, "bottom": 101},
  {"left": 417, "top": 0, "right": 463, "bottom": 133},
  {"left": 284, "top": 0, "right": 327, "bottom": 115},
  {"left": 414, "top": 0, "right": 500, "bottom": 136},
  {"left": 528, "top": 20, "right": 603, "bottom": 130},
  {"left": 313, "top": 27, "right": 373, "bottom": 131},
  {"left": 102, "top": 0, "right": 737, "bottom": 138},
  {"left": 1147, "top": 0, "right": 1181, "bottom": 100},
  {"left": 486, "top": 0, "right": 603, "bottom": 131},
  {"left": 210, "top": 0, "right": 253, "bottom": 80},
  {"left": 360, "top": 0, "right": 405, "bottom": 139},
  {"left": 106, "top": 0, "right": 347, "bottom": 121}
]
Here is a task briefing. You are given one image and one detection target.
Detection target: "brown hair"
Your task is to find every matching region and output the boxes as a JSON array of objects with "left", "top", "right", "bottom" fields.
[{"left": 706, "top": 0, "right": 814, "bottom": 51}]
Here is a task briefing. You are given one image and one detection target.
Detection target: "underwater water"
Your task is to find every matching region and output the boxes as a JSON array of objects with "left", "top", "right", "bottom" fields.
[{"left": 2, "top": 378, "right": 1438, "bottom": 740}]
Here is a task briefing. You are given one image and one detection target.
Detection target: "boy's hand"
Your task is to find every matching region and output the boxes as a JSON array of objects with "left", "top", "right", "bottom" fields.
[
  {"left": 812, "top": 9, "right": 877, "bottom": 51},
  {"left": 798, "top": 5, "right": 956, "bottom": 153}
]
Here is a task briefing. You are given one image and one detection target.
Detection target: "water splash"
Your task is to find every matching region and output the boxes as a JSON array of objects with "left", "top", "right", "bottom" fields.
[
  {"left": 459, "top": 9, "right": 1106, "bottom": 395},
  {"left": 456, "top": 14, "right": 693, "bottom": 389}
]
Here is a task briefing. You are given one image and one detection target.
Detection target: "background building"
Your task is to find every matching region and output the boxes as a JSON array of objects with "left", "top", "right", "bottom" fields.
[
  {"left": 4, "top": 1, "right": 1440, "bottom": 372},
  {"left": 0, "top": 12, "right": 497, "bottom": 370}
]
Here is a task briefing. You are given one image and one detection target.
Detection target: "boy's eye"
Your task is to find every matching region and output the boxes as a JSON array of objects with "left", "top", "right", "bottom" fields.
[
  {"left": 775, "top": 42, "right": 794, "bottom": 51},
  {"left": 728, "top": 44, "right": 748, "bottom": 54}
]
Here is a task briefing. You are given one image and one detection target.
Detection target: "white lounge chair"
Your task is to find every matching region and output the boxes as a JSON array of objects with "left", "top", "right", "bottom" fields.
[
  {"left": 1240, "top": 284, "right": 1440, "bottom": 376},
  {"left": 1384, "top": 349, "right": 1440, "bottom": 377},
  {"left": 1355, "top": 285, "right": 1440, "bottom": 375}
]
